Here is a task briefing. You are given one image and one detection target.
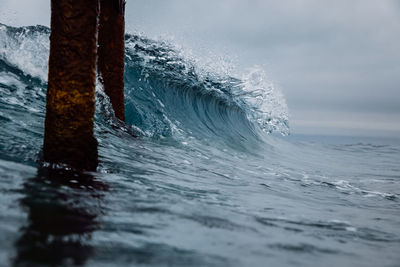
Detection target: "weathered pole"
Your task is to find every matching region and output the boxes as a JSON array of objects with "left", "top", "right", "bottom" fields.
[
  {"left": 98, "top": 0, "right": 126, "bottom": 121},
  {"left": 43, "top": 0, "right": 99, "bottom": 171}
]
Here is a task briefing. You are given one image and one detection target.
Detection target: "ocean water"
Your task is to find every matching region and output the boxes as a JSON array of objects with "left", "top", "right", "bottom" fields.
[{"left": 0, "top": 23, "right": 399, "bottom": 267}]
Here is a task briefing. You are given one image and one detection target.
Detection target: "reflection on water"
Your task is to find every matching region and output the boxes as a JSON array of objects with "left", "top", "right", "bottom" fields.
[{"left": 14, "top": 168, "right": 107, "bottom": 266}]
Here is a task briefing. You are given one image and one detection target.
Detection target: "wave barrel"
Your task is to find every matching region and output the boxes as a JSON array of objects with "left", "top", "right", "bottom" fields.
[
  {"left": 43, "top": 0, "right": 99, "bottom": 171},
  {"left": 98, "top": 0, "right": 126, "bottom": 121}
]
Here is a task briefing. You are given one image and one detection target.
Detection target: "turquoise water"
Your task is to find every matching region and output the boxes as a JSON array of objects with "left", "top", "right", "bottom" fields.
[{"left": 0, "top": 24, "right": 399, "bottom": 267}]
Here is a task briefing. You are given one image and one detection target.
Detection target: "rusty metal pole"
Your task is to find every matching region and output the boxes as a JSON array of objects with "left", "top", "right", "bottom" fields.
[
  {"left": 43, "top": 0, "right": 99, "bottom": 171},
  {"left": 98, "top": 0, "right": 126, "bottom": 121}
]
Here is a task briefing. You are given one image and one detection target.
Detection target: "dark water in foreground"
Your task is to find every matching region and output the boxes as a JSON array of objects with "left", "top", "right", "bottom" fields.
[{"left": 0, "top": 24, "right": 399, "bottom": 267}]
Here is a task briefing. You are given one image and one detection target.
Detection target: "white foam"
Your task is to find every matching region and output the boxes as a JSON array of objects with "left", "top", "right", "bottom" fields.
[{"left": 0, "top": 24, "right": 49, "bottom": 81}]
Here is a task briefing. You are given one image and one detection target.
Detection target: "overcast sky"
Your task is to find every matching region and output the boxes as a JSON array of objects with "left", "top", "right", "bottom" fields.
[{"left": 1, "top": 0, "right": 399, "bottom": 137}]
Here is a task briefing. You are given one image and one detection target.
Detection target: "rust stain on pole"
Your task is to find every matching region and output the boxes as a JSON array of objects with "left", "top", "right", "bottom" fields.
[
  {"left": 43, "top": 0, "right": 99, "bottom": 171},
  {"left": 98, "top": 0, "right": 126, "bottom": 121}
]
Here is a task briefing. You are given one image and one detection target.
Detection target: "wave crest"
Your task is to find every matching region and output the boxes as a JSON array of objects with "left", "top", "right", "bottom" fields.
[{"left": 0, "top": 23, "right": 289, "bottom": 146}]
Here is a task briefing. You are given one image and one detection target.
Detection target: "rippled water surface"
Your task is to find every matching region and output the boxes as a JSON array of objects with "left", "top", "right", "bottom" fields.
[{"left": 0, "top": 24, "right": 399, "bottom": 267}]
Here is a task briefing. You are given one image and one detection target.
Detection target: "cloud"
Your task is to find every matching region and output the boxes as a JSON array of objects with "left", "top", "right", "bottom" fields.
[{"left": 0, "top": 0, "right": 49, "bottom": 26}]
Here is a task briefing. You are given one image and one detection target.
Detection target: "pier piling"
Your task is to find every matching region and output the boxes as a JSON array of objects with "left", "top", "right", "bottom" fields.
[
  {"left": 43, "top": 0, "right": 99, "bottom": 171},
  {"left": 98, "top": 0, "right": 126, "bottom": 121}
]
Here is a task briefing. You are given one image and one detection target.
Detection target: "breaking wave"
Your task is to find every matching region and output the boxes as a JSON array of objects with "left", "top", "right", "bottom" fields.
[{"left": 0, "top": 23, "right": 289, "bottom": 149}]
